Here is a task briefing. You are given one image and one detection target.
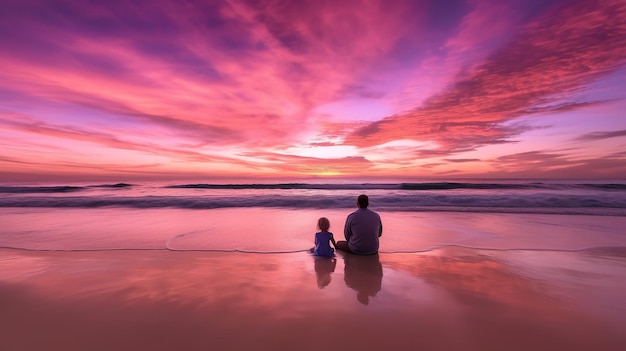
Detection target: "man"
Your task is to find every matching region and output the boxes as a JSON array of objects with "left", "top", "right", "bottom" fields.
[{"left": 336, "top": 194, "right": 383, "bottom": 255}]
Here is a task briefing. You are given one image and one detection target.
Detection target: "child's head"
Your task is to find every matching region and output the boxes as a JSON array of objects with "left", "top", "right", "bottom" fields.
[{"left": 317, "top": 217, "right": 330, "bottom": 232}]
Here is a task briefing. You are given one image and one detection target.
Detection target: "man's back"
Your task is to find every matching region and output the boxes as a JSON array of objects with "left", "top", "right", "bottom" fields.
[{"left": 344, "top": 208, "right": 382, "bottom": 255}]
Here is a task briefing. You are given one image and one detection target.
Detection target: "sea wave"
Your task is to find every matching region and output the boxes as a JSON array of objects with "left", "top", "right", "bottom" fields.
[
  {"left": 1, "top": 193, "right": 625, "bottom": 215},
  {"left": 0, "top": 186, "right": 86, "bottom": 193},
  {"left": 88, "top": 183, "right": 134, "bottom": 188},
  {"left": 2, "top": 181, "right": 625, "bottom": 193},
  {"left": 165, "top": 182, "right": 626, "bottom": 191},
  {"left": 0, "top": 183, "right": 133, "bottom": 193}
]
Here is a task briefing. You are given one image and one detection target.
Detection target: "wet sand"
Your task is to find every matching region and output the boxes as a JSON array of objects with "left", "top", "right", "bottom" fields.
[{"left": 1, "top": 247, "right": 625, "bottom": 351}]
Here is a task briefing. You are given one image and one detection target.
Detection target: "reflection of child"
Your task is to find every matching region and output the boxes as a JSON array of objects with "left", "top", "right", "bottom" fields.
[
  {"left": 311, "top": 217, "right": 337, "bottom": 257},
  {"left": 314, "top": 257, "right": 337, "bottom": 288}
]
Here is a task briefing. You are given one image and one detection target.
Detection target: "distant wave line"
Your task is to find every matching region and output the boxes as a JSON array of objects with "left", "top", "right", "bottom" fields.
[
  {"left": 165, "top": 182, "right": 626, "bottom": 191},
  {"left": 0, "top": 183, "right": 133, "bottom": 193},
  {"left": 1, "top": 182, "right": 626, "bottom": 193}
]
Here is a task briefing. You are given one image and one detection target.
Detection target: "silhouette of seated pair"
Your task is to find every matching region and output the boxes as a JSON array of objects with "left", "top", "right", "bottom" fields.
[
  {"left": 310, "top": 195, "right": 383, "bottom": 257},
  {"left": 310, "top": 194, "right": 384, "bottom": 304},
  {"left": 313, "top": 254, "right": 383, "bottom": 305}
]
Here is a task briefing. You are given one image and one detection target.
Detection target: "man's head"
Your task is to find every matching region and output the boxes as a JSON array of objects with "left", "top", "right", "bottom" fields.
[{"left": 357, "top": 194, "right": 369, "bottom": 208}]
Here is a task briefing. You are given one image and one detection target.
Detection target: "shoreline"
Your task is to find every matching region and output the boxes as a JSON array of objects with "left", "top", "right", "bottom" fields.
[
  {"left": 1, "top": 247, "right": 625, "bottom": 351},
  {"left": 2, "top": 208, "right": 626, "bottom": 253}
]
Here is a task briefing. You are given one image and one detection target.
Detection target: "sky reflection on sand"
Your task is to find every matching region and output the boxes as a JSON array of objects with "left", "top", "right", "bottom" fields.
[
  {"left": 2, "top": 208, "right": 626, "bottom": 252},
  {"left": 1, "top": 248, "right": 625, "bottom": 350}
]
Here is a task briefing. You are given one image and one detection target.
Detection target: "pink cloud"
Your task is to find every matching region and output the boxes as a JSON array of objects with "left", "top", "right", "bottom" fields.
[
  {"left": 241, "top": 150, "right": 373, "bottom": 175},
  {"left": 1, "top": 0, "right": 625, "bottom": 179},
  {"left": 0, "top": 112, "right": 252, "bottom": 167},
  {"left": 488, "top": 149, "right": 626, "bottom": 178},
  {"left": 346, "top": 0, "right": 626, "bottom": 155},
  {"left": 442, "top": 0, "right": 522, "bottom": 71},
  {"left": 0, "top": 0, "right": 426, "bottom": 150}
]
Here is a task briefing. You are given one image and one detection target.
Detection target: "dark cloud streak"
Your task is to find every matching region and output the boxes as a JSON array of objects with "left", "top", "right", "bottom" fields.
[{"left": 575, "top": 130, "right": 626, "bottom": 141}]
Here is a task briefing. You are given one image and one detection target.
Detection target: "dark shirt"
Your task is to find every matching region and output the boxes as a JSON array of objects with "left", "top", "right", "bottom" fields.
[{"left": 344, "top": 208, "right": 382, "bottom": 254}]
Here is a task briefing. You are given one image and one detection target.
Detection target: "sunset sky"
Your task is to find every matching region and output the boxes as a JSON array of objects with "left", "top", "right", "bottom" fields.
[{"left": 1, "top": 0, "right": 625, "bottom": 182}]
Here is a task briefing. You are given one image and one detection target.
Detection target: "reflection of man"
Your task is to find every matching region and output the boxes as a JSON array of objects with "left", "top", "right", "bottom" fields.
[
  {"left": 343, "top": 254, "right": 383, "bottom": 305},
  {"left": 337, "top": 194, "right": 383, "bottom": 255}
]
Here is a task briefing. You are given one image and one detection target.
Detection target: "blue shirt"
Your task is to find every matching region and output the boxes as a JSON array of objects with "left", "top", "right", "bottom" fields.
[{"left": 313, "top": 231, "right": 335, "bottom": 257}]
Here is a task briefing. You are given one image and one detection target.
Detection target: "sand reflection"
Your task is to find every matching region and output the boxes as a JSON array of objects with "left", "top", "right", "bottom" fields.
[
  {"left": 2, "top": 248, "right": 625, "bottom": 351},
  {"left": 382, "top": 249, "right": 561, "bottom": 311},
  {"left": 342, "top": 253, "right": 383, "bottom": 305},
  {"left": 313, "top": 257, "right": 337, "bottom": 288}
]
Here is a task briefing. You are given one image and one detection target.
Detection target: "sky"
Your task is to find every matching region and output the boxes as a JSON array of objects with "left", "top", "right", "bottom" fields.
[{"left": 1, "top": 0, "right": 625, "bottom": 182}]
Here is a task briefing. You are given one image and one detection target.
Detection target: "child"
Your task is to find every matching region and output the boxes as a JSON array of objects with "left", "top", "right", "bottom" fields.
[{"left": 311, "top": 217, "right": 337, "bottom": 257}]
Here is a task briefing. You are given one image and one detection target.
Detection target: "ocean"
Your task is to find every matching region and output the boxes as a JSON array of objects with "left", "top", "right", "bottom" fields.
[
  {"left": 1, "top": 180, "right": 626, "bottom": 215},
  {"left": 1, "top": 179, "right": 625, "bottom": 253}
]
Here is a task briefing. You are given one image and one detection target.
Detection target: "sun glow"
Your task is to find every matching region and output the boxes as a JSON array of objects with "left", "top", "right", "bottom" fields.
[{"left": 284, "top": 145, "right": 358, "bottom": 159}]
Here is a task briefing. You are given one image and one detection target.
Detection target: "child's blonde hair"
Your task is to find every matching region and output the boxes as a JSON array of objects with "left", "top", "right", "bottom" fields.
[{"left": 317, "top": 217, "right": 330, "bottom": 232}]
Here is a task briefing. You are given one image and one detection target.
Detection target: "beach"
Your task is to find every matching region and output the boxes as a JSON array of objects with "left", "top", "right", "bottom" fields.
[
  {"left": 1, "top": 182, "right": 626, "bottom": 350},
  {"left": 1, "top": 246, "right": 625, "bottom": 351},
  {"left": 3, "top": 0, "right": 626, "bottom": 348}
]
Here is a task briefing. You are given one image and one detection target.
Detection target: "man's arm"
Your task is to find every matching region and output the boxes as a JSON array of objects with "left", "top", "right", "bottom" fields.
[
  {"left": 378, "top": 216, "right": 383, "bottom": 237},
  {"left": 344, "top": 215, "right": 352, "bottom": 241}
]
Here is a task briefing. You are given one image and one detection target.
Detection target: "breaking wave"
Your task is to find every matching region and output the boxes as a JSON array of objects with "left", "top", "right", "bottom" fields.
[
  {"left": 0, "top": 183, "right": 133, "bottom": 193},
  {"left": 1, "top": 193, "right": 625, "bottom": 215}
]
